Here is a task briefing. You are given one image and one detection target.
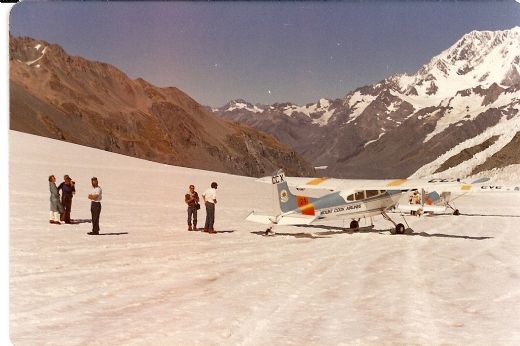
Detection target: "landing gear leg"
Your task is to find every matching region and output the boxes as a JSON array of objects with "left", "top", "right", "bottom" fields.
[
  {"left": 446, "top": 202, "right": 460, "bottom": 215},
  {"left": 265, "top": 226, "right": 275, "bottom": 236},
  {"left": 382, "top": 211, "right": 406, "bottom": 235}
]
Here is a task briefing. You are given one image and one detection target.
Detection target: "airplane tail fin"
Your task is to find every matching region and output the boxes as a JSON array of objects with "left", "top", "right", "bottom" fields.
[
  {"left": 271, "top": 169, "right": 317, "bottom": 216},
  {"left": 271, "top": 169, "right": 298, "bottom": 214}
]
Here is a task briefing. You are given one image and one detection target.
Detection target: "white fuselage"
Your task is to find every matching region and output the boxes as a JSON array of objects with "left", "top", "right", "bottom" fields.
[{"left": 313, "top": 191, "right": 402, "bottom": 221}]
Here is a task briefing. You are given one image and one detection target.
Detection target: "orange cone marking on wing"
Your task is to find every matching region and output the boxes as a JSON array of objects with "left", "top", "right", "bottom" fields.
[
  {"left": 307, "top": 177, "right": 328, "bottom": 185},
  {"left": 386, "top": 179, "right": 407, "bottom": 187}
]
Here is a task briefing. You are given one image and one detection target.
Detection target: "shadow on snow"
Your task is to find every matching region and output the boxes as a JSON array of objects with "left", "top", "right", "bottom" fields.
[{"left": 251, "top": 224, "right": 493, "bottom": 240}]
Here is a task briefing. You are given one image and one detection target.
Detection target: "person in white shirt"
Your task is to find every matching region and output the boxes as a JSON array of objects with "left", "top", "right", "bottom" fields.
[
  {"left": 87, "top": 177, "right": 102, "bottom": 235},
  {"left": 202, "top": 182, "right": 218, "bottom": 234}
]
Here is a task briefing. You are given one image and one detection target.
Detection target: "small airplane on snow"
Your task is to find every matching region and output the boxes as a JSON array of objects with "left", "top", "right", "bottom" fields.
[{"left": 246, "top": 169, "right": 501, "bottom": 235}]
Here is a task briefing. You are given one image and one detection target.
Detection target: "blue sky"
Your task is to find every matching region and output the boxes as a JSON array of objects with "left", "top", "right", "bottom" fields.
[{"left": 9, "top": 1, "right": 520, "bottom": 107}]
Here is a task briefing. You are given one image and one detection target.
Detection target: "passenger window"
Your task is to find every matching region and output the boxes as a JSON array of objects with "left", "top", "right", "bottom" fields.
[
  {"left": 366, "top": 190, "right": 378, "bottom": 198},
  {"left": 379, "top": 190, "right": 386, "bottom": 194},
  {"left": 354, "top": 191, "right": 365, "bottom": 200},
  {"left": 347, "top": 194, "right": 354, "bottom": 201}
]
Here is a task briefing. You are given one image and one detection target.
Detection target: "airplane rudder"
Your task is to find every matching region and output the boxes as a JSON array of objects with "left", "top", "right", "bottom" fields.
[{"left": 271, "top": 169, "right": 297, "bottom": 213}]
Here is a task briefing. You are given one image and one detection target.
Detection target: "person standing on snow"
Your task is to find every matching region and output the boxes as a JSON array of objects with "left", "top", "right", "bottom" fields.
[
  {"left": 185, "top": 184, "right": 200, "bottom": 231},
  {"left": 87, "top": 177, "right": 102, "bottom": 235},
  {"left": 58, "top": 174, "right": 75, "bottom": 224},
  {"left": 202, "top": 182, "right": 218, "bottom": 234},
  {"left": 48, "top": 175, "right": 64, "bottom": 224}
]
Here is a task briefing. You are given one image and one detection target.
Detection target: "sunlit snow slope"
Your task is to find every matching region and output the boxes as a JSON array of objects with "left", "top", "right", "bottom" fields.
[{"left": 9, "top": 131, "right": 520, "bottom": 345}]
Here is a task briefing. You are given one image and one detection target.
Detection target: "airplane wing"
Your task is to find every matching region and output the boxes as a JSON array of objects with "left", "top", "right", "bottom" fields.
[{"left": 257, "top": 175, "right": 487, "bottom": 193}]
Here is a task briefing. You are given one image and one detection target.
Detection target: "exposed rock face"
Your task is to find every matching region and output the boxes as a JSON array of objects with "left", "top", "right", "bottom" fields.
[
  {"left": 472, "top": 131, "right": 520, "bottom": 175},
  {"left": 9, "top": 35, "right": 314, "bottom": 177},
  {"left": 212, "top": 28, "right": 520, "bottom": 178},
  {"left": 434, "top": 136, "right": 500, "bottom": 174}
]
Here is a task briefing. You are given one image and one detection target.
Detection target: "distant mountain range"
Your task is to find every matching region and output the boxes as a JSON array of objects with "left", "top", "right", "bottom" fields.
[
  {"left": 212, "top": 28, "right": 520, "bottom": 178},
  {"left": 9, "top": 35, "right": 314, "bottom": 177}
]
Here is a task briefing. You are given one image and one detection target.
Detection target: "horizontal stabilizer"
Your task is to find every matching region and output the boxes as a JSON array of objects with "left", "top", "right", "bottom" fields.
[
  {"left": 245, "top": 212, "right": 277, "bottom": 225},
  {"left": 245, "top": 211, "right": 318, "bottom": 225},
  {"left": 277, "top": 214, "right": 318, "bottom": 225}
]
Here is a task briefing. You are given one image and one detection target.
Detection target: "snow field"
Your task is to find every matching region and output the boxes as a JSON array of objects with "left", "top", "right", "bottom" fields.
[{"left": 9, "top": 131, "right": 520, "bottom": 345}]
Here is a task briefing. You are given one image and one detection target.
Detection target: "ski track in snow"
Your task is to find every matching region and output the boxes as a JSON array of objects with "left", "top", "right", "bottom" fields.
[{"left": 9, "top": 131, "right": 520, "bottom": 345}]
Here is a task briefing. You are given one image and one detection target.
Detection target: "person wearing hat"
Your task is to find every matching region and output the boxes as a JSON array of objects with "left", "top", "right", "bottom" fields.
[
  {"left": 87, "top": 177, "right": 102, "bottom": 235},
  {"left": 185, "top": 184, "right": 200, "bottom": 231},
  {"left": 58, "top": 174, "right": 75, "bottom": 224},
  {"left": 202, "top": 182, "right": 218, "bottom": 234}
]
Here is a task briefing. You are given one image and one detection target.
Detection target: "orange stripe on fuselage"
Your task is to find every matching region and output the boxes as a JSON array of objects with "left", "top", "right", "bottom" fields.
[
  {"left": 306, "top": 177, "right": 328, "bottom": 185},
  {"left": 296, "top": 196, "right": 315, "bottom": 216},
  {"left": 386, "top": 179, "right": 407, "bottom": 187}
]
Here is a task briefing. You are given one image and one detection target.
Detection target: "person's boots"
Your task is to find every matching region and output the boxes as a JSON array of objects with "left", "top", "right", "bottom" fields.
[
  {"left": 193, "top": 222, "right": 197, "bottom": 231},
  {"left": 208, "top": 228, "right": 217, "bottom": 234},
  {"left": 188, "top": 225, "right": 193, "bottom": 231}
]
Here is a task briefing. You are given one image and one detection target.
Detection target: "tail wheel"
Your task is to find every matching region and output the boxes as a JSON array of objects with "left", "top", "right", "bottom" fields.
[
  {"left": 349, "top": 220, "right": 359, "bottom": 230},
  {"left": 453, "top": 209, "right": 460, "bottom": 216},
  {"left": 395, "top": 223, "right": 406, "bottom": 234}
]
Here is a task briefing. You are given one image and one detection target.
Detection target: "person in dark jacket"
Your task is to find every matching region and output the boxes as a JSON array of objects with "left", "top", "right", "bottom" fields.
[
  {"left": 48, "top": 175, "right": 64, "bottom": 224},
  {"left": 185, "top": 185, "right": 200, "bottom": 231},
  {"left": 58, "top": 174, "right": 75, "bottom": 224}
]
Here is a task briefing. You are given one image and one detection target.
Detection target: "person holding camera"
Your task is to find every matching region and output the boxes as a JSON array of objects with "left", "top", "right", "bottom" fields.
[
  {"left": 185, "top": 184, "right": 200, "bottom": 231},
  {"left": 58, "top": 174, "right": 75, "bottom": 224}
]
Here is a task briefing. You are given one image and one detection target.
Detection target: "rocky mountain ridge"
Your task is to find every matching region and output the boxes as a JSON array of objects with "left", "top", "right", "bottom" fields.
[{"left": 9, "top": 35, "right": 314, "bottom": 177}]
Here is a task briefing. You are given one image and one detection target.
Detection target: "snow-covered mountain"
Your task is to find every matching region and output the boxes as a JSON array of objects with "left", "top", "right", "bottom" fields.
[
  {"left": 217, "top": 98, "right": 344, "bottom": 126},
  {"left": 213, "top": 28, "right": 520, "bottom": 178},
  {"left": 213, "top": 98, "right": 345, "bottom": 159}
]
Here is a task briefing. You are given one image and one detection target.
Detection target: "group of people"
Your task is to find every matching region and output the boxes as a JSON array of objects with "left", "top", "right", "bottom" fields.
[
  {"left": 48, "top": 174, "right": 75, "bottom": 224},
  {"left": 48, "top": 175, "right": 102, "bottom": 235},
  {"left": 49, "top": 176, "right": 218, "bottom": 235},
  {"left": 185, "top": 182, "right": 218, "bottom": 234}
]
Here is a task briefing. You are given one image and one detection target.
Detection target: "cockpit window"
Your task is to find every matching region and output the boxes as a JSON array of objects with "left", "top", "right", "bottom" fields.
[
  {"left": 346, "top": 194, "right": 354, "bottom": 201},
  {"left": 366, "top": 190, "right": 379, "bottom": 198},
  {"left": 354, "top": 191, "right": 365, "bottom": 200}
]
